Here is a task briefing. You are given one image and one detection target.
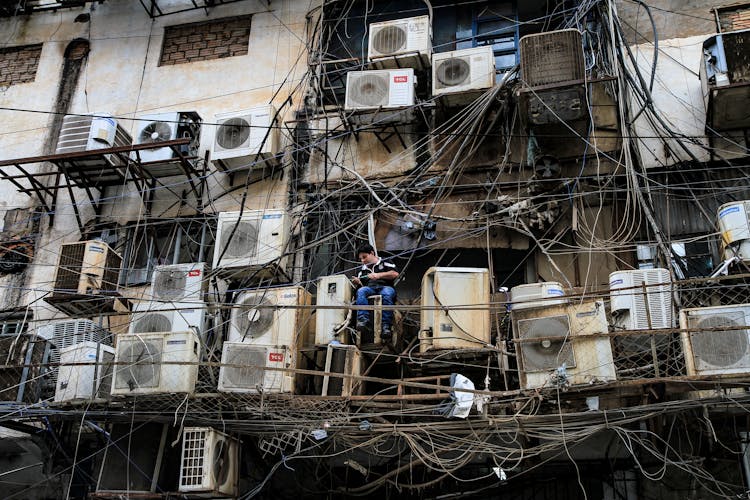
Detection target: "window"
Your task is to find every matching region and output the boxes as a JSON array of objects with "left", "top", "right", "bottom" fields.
[
  {"left": 0, "top": 311, "right": 30, "bottom": 336},
  {"left": 159, "top": 15, "right": 251, "bottom": 66},
  {"left": 455, "top": 2, "right": 519, "bottom": 77},
  {"left": 118, "top": 218, "right": 215, "bottom": 285}
]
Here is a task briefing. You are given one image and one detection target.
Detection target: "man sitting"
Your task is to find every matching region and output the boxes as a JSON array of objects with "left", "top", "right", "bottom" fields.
[{"left": 350, "top": 244, "right": 399, "bottom": 341}]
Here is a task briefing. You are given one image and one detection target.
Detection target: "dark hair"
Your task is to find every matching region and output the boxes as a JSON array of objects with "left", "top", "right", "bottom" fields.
[{"left": 356, "top": 244, "right": 375, "bottom": 256}]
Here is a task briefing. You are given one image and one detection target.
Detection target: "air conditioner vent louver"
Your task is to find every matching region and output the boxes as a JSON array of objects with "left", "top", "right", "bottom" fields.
[
  {"left": 688, "top": 311, "right": 748, "bottom": 369},
  {"left": 153, "top": 272, "right": 186, "bottom": 301},
  {"left": 517, "top": 315, "right": 574, "bottom": 371},
  {"left": 216, "top": 117, "right": 251, "bottom": 150},
  {"left": 224, "top": 345, "right": 266, "bottom": 388},
  {"left": 115, "top": 340, "right": 162, "bottom": 389},
  {"left": 435, "top": 58, "right": 471, "bottom": 87},
  {"left": 520, "top": 29, "right": 585, "bottom": 87},
  {"left": 220, "top": 221, "right": 259, "bottom": 259},
  {"left": 373, "top": 25, "right": 407, "bottom": 55},
  {"left": 139, "top": 121, "right": 173, "bottom": 145},
  {"left": 233, "top": 295, "right": 275, "bottom": 341},
  {"left": 134, "top": 313, "right": 172, "bottom": 334},
  {"left": 349, "top": 73, "right": 390, "bottom": 107}
]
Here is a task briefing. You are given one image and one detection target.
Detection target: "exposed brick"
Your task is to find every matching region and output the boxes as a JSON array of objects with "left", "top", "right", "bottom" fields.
[
  {"left": 158, "top": 15, "right": 252, "bottom": 66},
  {"left": 0, "top": 43, "right": 42, "bottom": 87}
]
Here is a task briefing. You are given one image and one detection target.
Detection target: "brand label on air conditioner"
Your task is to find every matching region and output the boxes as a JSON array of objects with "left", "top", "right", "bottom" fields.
[
  {"left": 89, "top": 245, "right": 105, "bottom": 253},
  {"left": 263, "top": 214, "right": 283, "bottom": 219},
  {"left": 546, "top": 289, "right": 564, "bottom": 296},
  {"left": 281, "top": 292, "right": 297, "bottom": 299},
  {"left": 268, "top": 352, "right": 284, "bottom": 362},
  {"left": 609, "top": 279, "right": 624, "bottom": 286},
  {"left": 394, "top": 76, "right": 408, "bottom": 83},
  {"left": 719, "top": 206, "right": 741, "bottom": 218},
  {"left": 188, "top": 270, "right": 201, "bottom": 277},
  {"left": 440, "top": 323, "right": 453, "bottom": 332},
  {"left": 575, "top": 309, "right": 597, "bottom": 318},
  {"left": 166, "top": 339, "right": 187, "bottom": 345}
]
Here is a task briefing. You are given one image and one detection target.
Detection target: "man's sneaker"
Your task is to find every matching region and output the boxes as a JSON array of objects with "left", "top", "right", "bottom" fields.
[{"left": 381, "top": 325, "right": 393, "bottom": 341}]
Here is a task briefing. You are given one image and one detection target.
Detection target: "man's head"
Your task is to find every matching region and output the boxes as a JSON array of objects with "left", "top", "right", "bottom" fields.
[{"left": 356, "top": 244, "right": 378, "bottom": 265}]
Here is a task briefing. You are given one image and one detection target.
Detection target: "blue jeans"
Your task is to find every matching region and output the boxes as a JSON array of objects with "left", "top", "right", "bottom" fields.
[{"left": 356, "top": 285, "right": 396, "bottom": 328}]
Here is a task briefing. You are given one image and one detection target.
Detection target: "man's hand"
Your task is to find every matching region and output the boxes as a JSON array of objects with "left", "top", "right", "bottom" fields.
[{"left": 351, "top": 276, "right": 362, "bottom": 287}]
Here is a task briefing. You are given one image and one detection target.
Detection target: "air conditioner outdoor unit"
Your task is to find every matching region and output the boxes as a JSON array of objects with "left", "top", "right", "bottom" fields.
[
  {"left": 54, "top": 341, "right": 114, "bottom": 403},
  {"left": 431, "top": 46, "right": 495, "bottom": 102},
  {"left": 609, "top": 269, "right": 673, "bottom": 330},
  {"left": 699, "top": 30, "right": 750, "bottom": 131},
  {"left": 518, "top": 29, "right": 587, "bottom": 125},
  {"left": 179, "top": 427, "right": 239, "bottom": 497},
  {"left": 680, "top": 304, "right": 750, "bottom": 376},
  {"left": 111, "top": 330, "right": 199, "bottom": 396},
  {"left": 512, "top": 300, "right": 615, "bottom": 390},
  {"left": 55, "top": 113, "right": 133, "bottom": 171},
  {"left": 132, "top": 111, "right": 202, "bottom": 176},
  {"left": 520, "top": 29, "right": 585, "bottom": 87},
  {"left": 368, "top": 15, "right": 431, "bottom": 69},
  {"left": 37, "top": 319, "right": 113, "bottom": 384},
  {"left": 510, "top": 282, "right": 567, "bottom": 311},
  {"left": 218, "top": 342, "right": 293, "bottom": 393},
  {"left": 229, "top": 286, "right": 312, "bottom": 346},
  {"left": 128, "top": 301, "right": 205, "bottom": 336},
  {"left": 344, "top": 68, "right": 416, "bottom": 115},
  {"left": 212, "top": 105, "right": 280, "bottom": 173},
  {"left": 148, "top": 262, "right": 205, "bottom": 303},
  {"left": 718, "top": 201, "right": 750, "bottom": 263},
  {"left": 50, "top": 240, "right": 122, "bottom": 297},
  {"left": 212, "top": 209, "right": 290, "bottom": 278},
  {"left": 420, "top": 267, "right": 490, "bottom": 352},
  {"left": 314, "top": 275, "right": 352, "bottom": 345},
  {"left": 321, "top": 343, "right": 363, "bottom": 397}
]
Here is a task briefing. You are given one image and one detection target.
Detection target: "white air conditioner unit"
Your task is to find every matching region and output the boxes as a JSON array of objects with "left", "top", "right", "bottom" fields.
[
  {"left": 218, "top": 343, "right": 293, "bottom": 393},
  {"left": 212, "top": 105, "right": 280, "bottom": 173},
  {"left": 420, "top": 267, "right": 490, "bottom": 352},
  {"left": 111, "top": 331, "right": 199, "bottom": 396},
  {"left": 37, "top": 319, "right": 113, "bottom": 384},
  {"left": 368, "top": 15, "right": 431, "bottom": 69},
  {"left": 510, "top": 282, "right": 567, "bottom": 311},
  {"left": 148, "top": 262, "right": 205, "bottom": 302},
  {"left": 50, "top": 240, "right": 122, "bottom": 297},
  {"left": 314, "top": 275, "right": 352, "bottom": 345},
  {"left": 718, "top": 201, "right": 750, "bottom": 262},
  {"left": 128, "top": 301, "right": 205, "bottom": 336},
  {"left": 432, "top": 46, "right": 495, "bottom": 100},
  {"left": 212, "top": 209, "right": 290, "bottom": 277},
  {"left": 229, "top": 286, "right": 312, "bottom": 346},
  {"left": 680, "top": 304, "right": 750, "bottom": 376},
  {"left": 132, "top": 111, "right": 202, "bottom": 175},
  {"left": 55, "top": 113, "right": 133, "bottom": 170},
  {"left": 344, "top": 68, "right": 416, "bottom": 112},
  {"left": 699, "top": 30, "right": 750, "bottom": 131},
  {"left": 54, "top": 341, "right": 114, "bottom": 403},
  {"left": 609, "top": 269, "right": 673, "bottom": 330},
  {"left": 513, "top": 301, "right": 615, "bottom": 390},
  {"left": 179, "top": 427, "right": 239, "bottom": 497}
]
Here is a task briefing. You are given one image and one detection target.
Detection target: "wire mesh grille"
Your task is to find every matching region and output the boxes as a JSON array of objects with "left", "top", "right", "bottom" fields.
[{"left": 180, "top": 428, "right": 207, "bottom": 488}]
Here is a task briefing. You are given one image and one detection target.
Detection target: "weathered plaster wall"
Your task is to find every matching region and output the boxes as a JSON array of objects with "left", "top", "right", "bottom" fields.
[{"left": 0, "top": 0, "right": 314, "bottom": 324}]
